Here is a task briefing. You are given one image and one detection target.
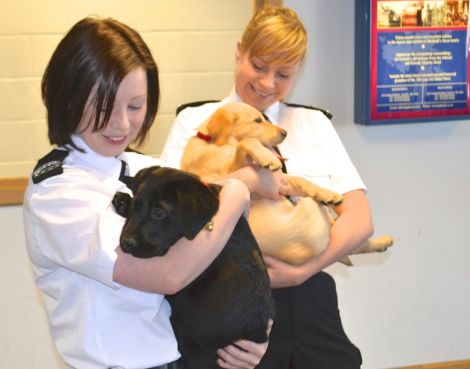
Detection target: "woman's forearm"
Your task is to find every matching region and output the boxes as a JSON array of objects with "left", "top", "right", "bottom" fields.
[{"left": 113, "top": 178, "right": 250, "bottom": 294}]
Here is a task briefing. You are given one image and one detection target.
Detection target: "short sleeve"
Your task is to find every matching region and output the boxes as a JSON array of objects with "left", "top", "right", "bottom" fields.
[{"left": 24, "top": 168, "right": 127, "bottom": 288}]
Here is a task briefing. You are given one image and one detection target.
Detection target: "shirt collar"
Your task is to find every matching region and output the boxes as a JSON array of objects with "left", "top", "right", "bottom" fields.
[
  {"left": 226, "top": 87, "right": 242, "bottom": 103},
  {"left": 263, "top": 102, "right": 280, "bottom": 125},
  {"left": 227, "top": 87, "right": 281, "bottom": 124},
  {"left": 67, "top": 135, "right": 123, "bottom": 179}
]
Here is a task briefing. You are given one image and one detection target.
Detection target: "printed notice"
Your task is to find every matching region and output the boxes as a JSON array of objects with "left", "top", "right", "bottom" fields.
[{"left": 369, "top": 0, "right": 470, "bottom": 122}]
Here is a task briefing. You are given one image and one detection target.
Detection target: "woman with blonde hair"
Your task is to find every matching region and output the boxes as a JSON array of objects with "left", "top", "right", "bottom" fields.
[{"left": 162, "top": 6, "right": 371, "bottom": 369}]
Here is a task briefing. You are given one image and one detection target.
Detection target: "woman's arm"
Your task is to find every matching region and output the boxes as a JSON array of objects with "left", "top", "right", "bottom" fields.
[
  {"left": 265, "top": 189, "right": 374, "bottom": 288},
  {"left": 113, "top": 178, "right": 250, "bottom": 294},
  {"left": 114, "top": 164, "right": 287, "bottom": 292}
]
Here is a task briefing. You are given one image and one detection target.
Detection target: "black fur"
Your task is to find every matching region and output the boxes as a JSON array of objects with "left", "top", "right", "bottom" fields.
[{"left": 113, "top": 166, "right": 275, "bottom": 369}]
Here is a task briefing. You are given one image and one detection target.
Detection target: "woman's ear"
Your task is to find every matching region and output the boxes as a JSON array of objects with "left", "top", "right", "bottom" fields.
[{"left": 235, "top": 41, "right": 242, "bottom": 62}]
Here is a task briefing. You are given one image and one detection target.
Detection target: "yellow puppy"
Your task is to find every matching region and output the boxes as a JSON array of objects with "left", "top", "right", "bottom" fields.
[{"left": 182, "top": 102, "right": 393, "bottom": 265}]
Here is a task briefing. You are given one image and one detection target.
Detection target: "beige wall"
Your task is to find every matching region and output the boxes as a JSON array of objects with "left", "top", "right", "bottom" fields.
[{"left": 0, "top": 0, "right": 252, "bottom": 179}]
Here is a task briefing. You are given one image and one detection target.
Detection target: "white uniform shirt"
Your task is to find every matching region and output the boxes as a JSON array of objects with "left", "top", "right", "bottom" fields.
[
  {"left": 161, "top": 88, "right": 365, "bottom": 194},
  {"left": 23, "top": 135, "right": 179, "bottom": 369}
]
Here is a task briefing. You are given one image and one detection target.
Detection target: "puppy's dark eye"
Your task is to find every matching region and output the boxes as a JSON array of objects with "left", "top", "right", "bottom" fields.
[
  {"left": 151, "top": 207, "right": 167, "bottom": 220},
  {"left": 254, "top": 117, "right": 262, "bottom": 123}
]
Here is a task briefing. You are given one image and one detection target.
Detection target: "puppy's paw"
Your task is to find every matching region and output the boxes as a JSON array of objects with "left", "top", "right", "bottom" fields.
[
  {"left": 313, "top": 190, "right": 343, "bottom": 206},
  {"left": 256, "top": 155, "right": 282, "bottom": 171},
  {"left": 356, "top": 235, "right": 394, "bottom": 255},
  {"left": 265, "top": 158, "right": 282, "bottom": 171},
  {"left": 372, "top": 235, "right": 394, "bottom": 252}
]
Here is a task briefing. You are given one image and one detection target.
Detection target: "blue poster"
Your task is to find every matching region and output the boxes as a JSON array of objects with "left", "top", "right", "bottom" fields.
[{"left": 355, "top": 0, "right": 470, "bottom": 125}]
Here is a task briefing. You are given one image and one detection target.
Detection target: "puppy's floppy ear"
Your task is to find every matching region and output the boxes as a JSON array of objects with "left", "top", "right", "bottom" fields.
[
  {"left": 112, "top": 192, "right": 132, "bottom": 218},
  {"left": 207, "top": 109, "right": 238, "bottom": 146},
  {"left": 174, "top": 178, "right": 220, "bottom": 240},
  {"left": 132, "top": 165, "right": 161, "bottom": 193}
]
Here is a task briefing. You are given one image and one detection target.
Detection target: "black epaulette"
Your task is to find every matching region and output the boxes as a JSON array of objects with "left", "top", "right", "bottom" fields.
[
  {"left": 176, "top": 100, "right": 220, "bottom": 115},
  {"left": 32, "top": 149, "right": 69, "bottom": 184},
  {"left": 284, "top": 102, "right": 333, "bottom": 120}
]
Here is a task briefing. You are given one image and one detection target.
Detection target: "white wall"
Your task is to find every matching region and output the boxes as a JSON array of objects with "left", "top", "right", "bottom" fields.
[
  {"left": 285, "top": 1, "right": 470, "bottom": 368},
  {"left": 0, "top": 205, "right": 65, "bottom": 368}
]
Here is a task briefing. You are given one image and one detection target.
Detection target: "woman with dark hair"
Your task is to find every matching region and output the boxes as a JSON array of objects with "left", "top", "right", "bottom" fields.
[{"left": 23, "top": 17, "right": 281, "bottom": 369}]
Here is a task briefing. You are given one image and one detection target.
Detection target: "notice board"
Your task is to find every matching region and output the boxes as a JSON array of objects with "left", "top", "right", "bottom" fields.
[{"left": 355, "top": 0, "right": 470, "bottom": 124}]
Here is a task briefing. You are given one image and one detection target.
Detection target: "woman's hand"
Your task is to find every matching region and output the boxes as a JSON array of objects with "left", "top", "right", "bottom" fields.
[
  {"left": 263, "top": 255, "right": 315, "bottom": 289},
  {"left": 227, "top": 165, "right": 288, "bottom": 200},
  {"left": 217, "top": 319, "right": 273, "bottom": 368},
  {"left": 253, "top": 167, "right": 288, "bottom": 200}
]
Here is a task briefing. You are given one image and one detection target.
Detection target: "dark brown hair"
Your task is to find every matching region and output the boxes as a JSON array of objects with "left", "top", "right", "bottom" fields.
[{"left": 41, "top": 17, "right": 159, "bottom": 149}]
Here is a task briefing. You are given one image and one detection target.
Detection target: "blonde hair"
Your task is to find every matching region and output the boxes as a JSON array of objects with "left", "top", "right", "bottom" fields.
[{"left": 239, "top": 7, "right": 308, "bottom": 65}]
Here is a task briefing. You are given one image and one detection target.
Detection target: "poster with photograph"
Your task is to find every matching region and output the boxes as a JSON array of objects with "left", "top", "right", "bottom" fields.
[{"left": 354, "top": 0, "right": 470, "bottom": 124}]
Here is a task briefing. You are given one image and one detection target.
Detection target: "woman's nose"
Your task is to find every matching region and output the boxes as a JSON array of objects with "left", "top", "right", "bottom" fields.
[
  {"left": 259, "top": 73, "right": 276, "bottom": 89},
  {"left": 109, "top": 108, "right": 130, "bottom": 131}
]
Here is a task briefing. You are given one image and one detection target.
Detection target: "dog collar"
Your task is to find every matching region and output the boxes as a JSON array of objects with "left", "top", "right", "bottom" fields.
[{"left": 196, "top": 131, "right": 212, "bottom": 142}]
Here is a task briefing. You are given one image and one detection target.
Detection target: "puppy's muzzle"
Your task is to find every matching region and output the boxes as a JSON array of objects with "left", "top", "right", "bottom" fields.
[
  {"left": 120, "top": 236, "right": 138, "bottom": 254},
  {"left": 275, "top": 128, "right": 287, "bottom": 144}
]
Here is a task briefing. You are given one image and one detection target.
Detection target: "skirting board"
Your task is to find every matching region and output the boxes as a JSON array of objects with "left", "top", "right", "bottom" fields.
[
  {"left": 390, "top": 359, "right": 470, "bottom": 369},
  {"left": 0, "top": 177, "right": 28, "bottom": 206}
]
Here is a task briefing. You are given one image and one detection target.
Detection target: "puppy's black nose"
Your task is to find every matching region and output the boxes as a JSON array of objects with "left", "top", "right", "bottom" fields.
[
  {"left": 280, "top": 129, "right": 287, "bottom": 138},
  {"left": 121, "top": 237, "right": 137, "bottom": 253}
]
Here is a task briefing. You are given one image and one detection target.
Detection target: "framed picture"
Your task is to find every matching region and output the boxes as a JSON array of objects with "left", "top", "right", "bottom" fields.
[{"left": 355, "top": 0, "right": 470, "bottom": 125}]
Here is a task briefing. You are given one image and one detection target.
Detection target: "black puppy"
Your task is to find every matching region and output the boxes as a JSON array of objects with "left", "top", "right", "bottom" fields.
[{"left": 113, "top": 166, "right": 275, "bottom": 369}]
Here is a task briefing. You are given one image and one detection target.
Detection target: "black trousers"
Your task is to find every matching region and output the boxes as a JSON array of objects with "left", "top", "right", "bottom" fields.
[{"left": 256, "top": 272, "right": 362, "bottom": 369}]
